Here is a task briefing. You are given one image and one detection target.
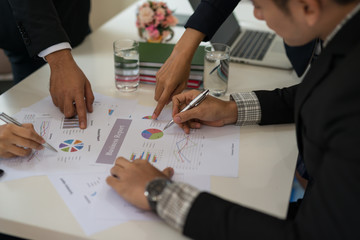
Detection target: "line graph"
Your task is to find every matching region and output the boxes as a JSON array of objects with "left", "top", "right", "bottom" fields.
[
  {"left": 169, "top": 132, "right": 204, "bottom": 171},
  {"left": 174, "top": 135, "right": 198, "bottom": 163}
]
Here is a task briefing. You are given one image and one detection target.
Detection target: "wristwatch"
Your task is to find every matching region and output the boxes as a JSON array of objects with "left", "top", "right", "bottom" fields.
[{"left": 144, "top": 178, "right": 172, "bottom": 213}]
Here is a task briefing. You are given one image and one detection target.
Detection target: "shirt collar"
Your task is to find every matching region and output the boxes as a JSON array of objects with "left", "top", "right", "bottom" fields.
[{"left": 323, "top": 3, "right": 360, "bottom": 47}]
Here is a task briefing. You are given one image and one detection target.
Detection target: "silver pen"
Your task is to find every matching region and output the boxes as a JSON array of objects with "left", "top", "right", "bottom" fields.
[
  {"left": 0, "top": 112, "right": 58, "bottom": 152},
  {"left": 163, "top": 89, "right": 210, "bottom": 131}
]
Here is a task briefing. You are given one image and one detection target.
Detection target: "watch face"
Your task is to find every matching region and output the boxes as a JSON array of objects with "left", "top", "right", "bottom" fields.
[{"left": 146, "top": 178, "right": 169, "bottom": 201}]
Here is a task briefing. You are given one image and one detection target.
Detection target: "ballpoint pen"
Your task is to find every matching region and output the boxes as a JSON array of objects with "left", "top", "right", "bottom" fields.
[
  {"left": 0, "top": 112, "right": 58, "bottom": 152},
  {"left": 163, "top": 89, "right": 210, "bottom": 131}
]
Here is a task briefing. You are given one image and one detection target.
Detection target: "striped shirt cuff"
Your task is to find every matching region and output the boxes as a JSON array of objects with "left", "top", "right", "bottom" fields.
[
  {"left": 230, "top": 92, "right": 261, "bottom": 126},
  {"left": 157, "top": 182, "right": 200, "bottom": 231}
]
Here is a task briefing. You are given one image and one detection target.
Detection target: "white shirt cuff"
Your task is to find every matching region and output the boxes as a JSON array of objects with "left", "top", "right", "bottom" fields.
[{"left": 38, "top": 42, "right": 72, "bottom": 60}]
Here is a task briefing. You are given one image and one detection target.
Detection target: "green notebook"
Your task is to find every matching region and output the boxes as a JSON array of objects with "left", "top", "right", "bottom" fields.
[{"left": 139, "top": 42, "right": 204, "bottom": 69}]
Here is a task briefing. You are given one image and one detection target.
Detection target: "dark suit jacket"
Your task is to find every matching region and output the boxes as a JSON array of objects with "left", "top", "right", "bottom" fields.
[
  {"left": 183, "top": 8, "right": 360, "bottom": 240},
  {"left": 0, "top": 0, "right": 90, "bottom": 57}
]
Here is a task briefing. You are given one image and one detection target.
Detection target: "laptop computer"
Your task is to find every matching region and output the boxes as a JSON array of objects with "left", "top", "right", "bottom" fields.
[{"left": 188, "top": 0, "right": 292, "bottom": 69}]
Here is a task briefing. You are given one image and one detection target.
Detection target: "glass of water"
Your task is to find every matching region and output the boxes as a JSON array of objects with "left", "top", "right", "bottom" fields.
[
  {"left": 113, "top": 39, "right": 140, "bottom": 92},
  {"left": 204, "top": 43, "right": 230, "bottom": 97}
]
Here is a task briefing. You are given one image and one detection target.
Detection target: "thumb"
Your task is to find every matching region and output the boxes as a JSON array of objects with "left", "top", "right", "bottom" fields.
[
  {"left": 174, "top": 108, "right": 199, "bottom": 124},
  {"left": 162, "top": 167, "right": 174, "bottom": 178}
]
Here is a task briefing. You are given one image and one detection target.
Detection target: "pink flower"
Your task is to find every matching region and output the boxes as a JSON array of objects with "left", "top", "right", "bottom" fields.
[
  {"left": 146, "top": 25, "right": 160, "bottom": 39},
  {"left": 138, "top": 6, "right": 154, "bottom": 25},
  {"left": 136, "top": 1, "right": 178, "bottom": 41},
  {"left": 156, "top": 8, "right": 165, "bottom": 19},
  {"left": 162, "top": 15, "right": 178, "bottom": 27}
]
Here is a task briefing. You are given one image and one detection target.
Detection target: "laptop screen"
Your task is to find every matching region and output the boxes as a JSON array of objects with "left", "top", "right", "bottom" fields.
[{"left": 189, "top": 0, "right": 241, "bottom": 46}]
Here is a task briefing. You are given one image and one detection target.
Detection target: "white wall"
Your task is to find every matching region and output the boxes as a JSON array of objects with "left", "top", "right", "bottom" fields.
[{"left": 90, "top": 0, "right": 137, "bottom": 30}]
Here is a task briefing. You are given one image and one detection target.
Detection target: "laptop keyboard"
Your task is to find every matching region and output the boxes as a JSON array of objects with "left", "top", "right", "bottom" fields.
[{"left": 231, "top": 30, "right": 276, "bottom": 61}]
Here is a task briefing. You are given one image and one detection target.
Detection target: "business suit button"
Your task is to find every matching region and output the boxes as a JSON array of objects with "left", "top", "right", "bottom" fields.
[{"left": 24, "top": 37, "right": 31, "bottom": 45}]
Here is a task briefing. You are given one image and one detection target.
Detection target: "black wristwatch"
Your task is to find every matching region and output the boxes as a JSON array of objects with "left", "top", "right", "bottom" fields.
[{"left": 144, "top": 178, "right": 172, "bottom": 213}]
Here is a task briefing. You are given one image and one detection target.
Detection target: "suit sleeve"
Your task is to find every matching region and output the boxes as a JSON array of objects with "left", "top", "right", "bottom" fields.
[
  {"left": 185, "top": 0, "right": 240, "bottom": 41},
  {"left": 7, "top": 0, "right": 69, "bottom": 57},
  {"left": 183, "top": 192, "right": 297, "bottom": 240},
  {"left": 254, "top": 84, "right": 298, "bottom": 125}
]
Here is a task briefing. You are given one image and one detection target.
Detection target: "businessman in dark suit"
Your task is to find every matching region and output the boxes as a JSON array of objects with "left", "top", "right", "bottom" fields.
[
  {"left": 106, "top": 0, "right": 360, "bottom": 239},
  {"left": 152, "top": 0, "right": 318, "bottom": 119},
  {"left": 0, "top": 0, "right": 94, "bottom": 129}
]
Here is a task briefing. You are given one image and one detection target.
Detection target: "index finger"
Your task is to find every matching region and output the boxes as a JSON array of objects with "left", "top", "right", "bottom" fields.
[
  {"left": 171, "top": 90, "right": 200, "bottom": 117},
  {"left": 85, "top": 80, "right": 94, "bottom": 113},
  {"left": 74, "top": 95, "right": 87, "bottom": 129},
  {"left": 153, "top": 88, "right": 173, "bottom": 119}
]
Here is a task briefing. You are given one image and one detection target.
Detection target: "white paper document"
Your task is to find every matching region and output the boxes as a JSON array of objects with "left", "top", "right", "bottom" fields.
[
  {"left": 48, "top": 171, "right": 210, "bottom": 235},
  {"left": 0, "top": 94, "right": 137, "bottom": 182},
  {"left": 0, "top": 92, "right": 240, "bottom": 235},
  {"left": 21, "top": 93, "right": 136, "bottom": 119},
  {"left": 97, "top": 118, "right": 240, "bottom": 177}
]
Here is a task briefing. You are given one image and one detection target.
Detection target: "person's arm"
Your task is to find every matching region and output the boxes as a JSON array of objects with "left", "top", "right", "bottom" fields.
[
  {"left": 254, "top": 84, "right": 298, "bottom": 125},
  {"left": 38, "top": 42, "right": 72, "bottom": 59},
  {"left": 184, "top": 0, "right": 240, "bottom": 41},
  {"left": 7, "top": 0, "right": 94, "bottom": 129},
  {"left": 0, "top": 123, "right": 45, "bottom": 158},
  {"left": 153, "top": 28, "right": 205, "bottom": 119},
  {"left": 7, "top": 0, "right": 70, "bottom": 57},
  {"left": 46, "top": 49, "right": 94, "bottom": 129},
  {"left": 152, "top": 0, "right": 241, "bottom": 118}
]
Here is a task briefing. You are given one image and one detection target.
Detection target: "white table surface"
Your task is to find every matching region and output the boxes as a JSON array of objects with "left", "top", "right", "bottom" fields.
[{"left": 0, "top": 1, "right": 301, "bottom": 239}]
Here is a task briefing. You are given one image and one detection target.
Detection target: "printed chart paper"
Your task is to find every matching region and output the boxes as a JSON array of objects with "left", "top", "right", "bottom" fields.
[
  {"left": 99, "top": 118, "right": 240, "bottom": 177},
  {"left": 48, "top": 172, "right": 210, "bottom": 235},
  {"left": 0, "top": 93, "right": 137, "bottom": 182}
]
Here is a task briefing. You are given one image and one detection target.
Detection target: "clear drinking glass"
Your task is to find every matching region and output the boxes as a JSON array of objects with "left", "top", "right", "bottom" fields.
[
  {"left": 204, "top": 43, "right": 230, "bottom": 97},
  {"left": 113, "top": 39, "right": 140, "bottom": 92}
]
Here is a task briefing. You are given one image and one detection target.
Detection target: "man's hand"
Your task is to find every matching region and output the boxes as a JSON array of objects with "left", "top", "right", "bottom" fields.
[
  {"left": 106, "top": 157, "right": 174, "bottom": 211},
  {"left": 152, "top": 28, "right": 205, "bottom": 119},
  {"left": 172, "top": 90, "right": 238, "bottom": 134},
  {"left": 153, "top": 49, "right": 191, "bottom": 119},
  {"left": 46, "top": 49, "right": 94, "bottom": 129},
  {"left": 0, "top": 123, "right": 45, "bottom": 158}
]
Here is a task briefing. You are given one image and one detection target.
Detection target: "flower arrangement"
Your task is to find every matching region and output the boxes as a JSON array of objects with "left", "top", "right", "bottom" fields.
[{"left": 136, "top": 1, "right": 178, "bottom": 43}]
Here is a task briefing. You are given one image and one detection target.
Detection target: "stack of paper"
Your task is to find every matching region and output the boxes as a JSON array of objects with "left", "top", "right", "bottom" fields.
[{"left": 139, "top": 42, "right": 205, "bottom": 89}]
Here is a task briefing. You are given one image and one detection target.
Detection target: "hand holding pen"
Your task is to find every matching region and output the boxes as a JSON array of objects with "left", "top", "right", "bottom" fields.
[
  {"left": 164, "top": 89, "right": 210, "bottom": 131},
  {"left": 168, "top": 90, "right": 239, "bottom": 134},
  {"left": 0, "top": 112, "right": 57, "bottom": 158}
]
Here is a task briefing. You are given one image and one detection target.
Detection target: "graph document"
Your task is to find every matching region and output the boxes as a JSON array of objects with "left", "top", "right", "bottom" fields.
[
  {"left": 113, "top": 118, "right": 239, "bottom": 177},
  {"left": 0, "top": 93, "right": 240, "bottom": 235}
]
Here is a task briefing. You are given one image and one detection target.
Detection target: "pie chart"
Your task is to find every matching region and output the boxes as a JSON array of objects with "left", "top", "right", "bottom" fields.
[
  {"left": 59, "top": 139, "right": 84, "bottom": 152},
  {"left": 141, "top": 128, "right": 163, "bottom": 140}
]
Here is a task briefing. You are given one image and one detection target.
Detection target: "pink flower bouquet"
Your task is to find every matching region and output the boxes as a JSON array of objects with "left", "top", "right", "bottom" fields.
[{"left": 136, "top": 1, "right": 178, "bottom": 42}]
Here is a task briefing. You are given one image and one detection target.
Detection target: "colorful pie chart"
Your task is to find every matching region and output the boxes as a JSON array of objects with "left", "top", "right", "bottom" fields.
[
  {"left": 59, "top": 139, "right": 84, "bottom": 152},
  {"left": 141, "top": 128, "right": 163, "bottom": 140}
]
